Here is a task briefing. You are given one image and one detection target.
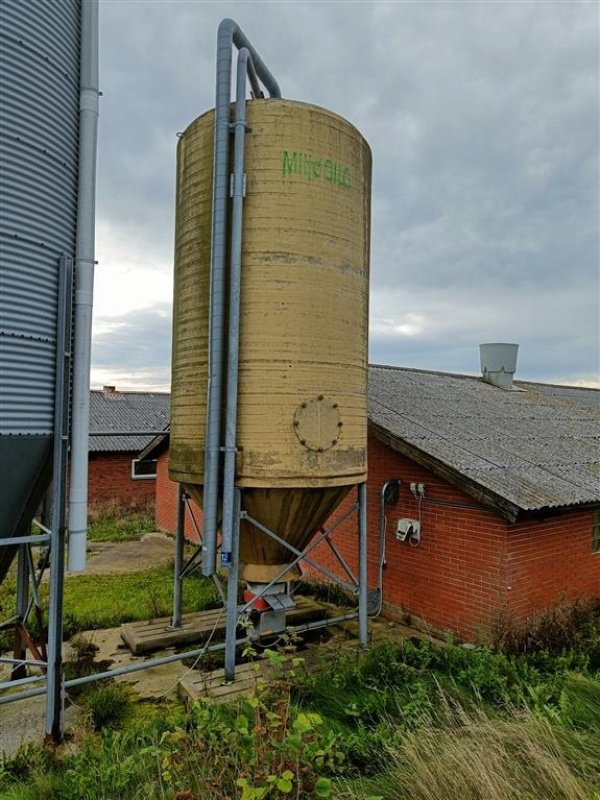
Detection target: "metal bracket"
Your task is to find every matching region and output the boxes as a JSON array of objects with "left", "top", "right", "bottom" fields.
[{"left": 229, "top": 173, "right": 247, "bottom": 198}]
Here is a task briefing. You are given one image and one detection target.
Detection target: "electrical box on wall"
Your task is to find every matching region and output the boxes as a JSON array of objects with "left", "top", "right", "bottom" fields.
[{"left": 396, "top": 518, "right": 420, "bottom": 542}]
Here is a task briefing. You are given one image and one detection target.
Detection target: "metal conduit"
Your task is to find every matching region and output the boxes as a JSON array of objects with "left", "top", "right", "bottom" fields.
[
  {"left": 68, "top": 0, "right": 100, "bottom": 573},
  {"left": 202, "top": 19, "right": 281, "bottom": 577},
  {"left": 220, "top": 47, "right": 252, "bottom": 565},
  {"left": 0, "top": 637, "right": 250, "bottom": 706}
]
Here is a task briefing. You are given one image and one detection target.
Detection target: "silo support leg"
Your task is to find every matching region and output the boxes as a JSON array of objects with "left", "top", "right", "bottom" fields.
[
  {"left": 358, "top": 482, "right": 369, "bottom": 648},
  {"left": 45, "top": 253, "right": 73, "bottom": 743},
  {"left": 11, "top": 545, "right": 29, "bottom": 680},
  {"left": 224, "top": 489, "right": 242, "bottom": 683},
  {"left": 170, "top": 484, "right": 185, "bottom": 629}
]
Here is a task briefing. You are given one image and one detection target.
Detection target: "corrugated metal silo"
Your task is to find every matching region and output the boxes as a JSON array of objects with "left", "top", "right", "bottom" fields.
[
  {"left": 0, "top": 0, "right": 82, "bottom": 580},
  {"left": 170, "top": 99, "right": 371, "bottom": 582}
]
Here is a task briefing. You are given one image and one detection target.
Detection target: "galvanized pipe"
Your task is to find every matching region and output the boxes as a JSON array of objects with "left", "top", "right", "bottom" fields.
[
  {"left": 323, "top": 535, "right": 359, "bottom": 587},
  {"left": 373, "top": 479, "right": 400, "bottom": 618},
  {"left": 0, "top": 657, "right": 46, "bottom": 668},
  {"left": 170, "top": 484, "right": 186, "bottom": 628},
  {"left": 202, "top": 19, "right": 280, "bottom": 577},
  {"left": 0, "top": 636, "right": 250, "bottom": 705},
  {"left": 0, "top": 535, "right": 50, "bottom": 547},
  {"left": 0, "top": 674, "right": 46, "bottom": 691},
  {"left": 224, "top": 489, "right": 242, "bottom": 682},
  {"left": 233, "top": 513, "right": 358, "bottom": 619},
  {"left": 239, "top": 512, "right": 359, "bottom": 601},
  {"left": 220, "top": 47, "right": 251, "bottom": 565},
  {"left": 68, "top": 0, "right": 100, "bottom": 572},
  {"left": 11, "top": 546, "right": 29, "bottom": 679},
  {"left": 358, "top": 482, "right": 368, "bottom": 647},
  {"left": 289, "top": 612, "right": 358, "bottom": 635},
  {"left": 46, "top": 255, "right": 74, "bottom": 741}
]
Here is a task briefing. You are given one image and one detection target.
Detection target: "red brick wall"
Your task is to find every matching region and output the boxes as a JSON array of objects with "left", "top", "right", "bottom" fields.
[
  {"left": 506, "top": 511, "right": 600, "bottom": 620},
  {"left": 306, "top": 436, "right": 599, "bottom": 640},
  {"left": 155, "top": 450, "right": 202, "bottom": 542},
  {"left": 88, "top": 451, "right": 156, "bottom": 507},
  {"left": 306, "top": 436, "right": 508, "bottom": 639}
]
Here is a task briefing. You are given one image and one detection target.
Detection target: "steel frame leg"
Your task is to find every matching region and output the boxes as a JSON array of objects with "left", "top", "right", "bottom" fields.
[
  {"left": 171, "top": 484, "right": 186, "bottom": 629},
  {"left": 224, "top": 489, "right": 241, "bottom": 683},
  {"left": 358, "top": 481, "right": 368, "bottom": 648},
  {"left": 45, "top": 254, "right": 73, "bottom": 742},
  {"left": 11, "top": 544, "right": 30, "bottom": 680}
]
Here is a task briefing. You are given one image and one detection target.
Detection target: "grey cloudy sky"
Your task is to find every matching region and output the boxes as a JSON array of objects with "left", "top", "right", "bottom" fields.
[{"left": 92, "top": 0, "right": 599, "bottom": 391}]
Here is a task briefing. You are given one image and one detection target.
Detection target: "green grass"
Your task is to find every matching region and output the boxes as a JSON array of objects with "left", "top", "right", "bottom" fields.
[
  {"left": 87, "top": 502, "right": 156, "bottom": 543},
  {"left": 62, "top": 565, "right": 220, "bottom": 633},
  {"left": 1, "top": 565, "right": 220, "bottom": 647}
]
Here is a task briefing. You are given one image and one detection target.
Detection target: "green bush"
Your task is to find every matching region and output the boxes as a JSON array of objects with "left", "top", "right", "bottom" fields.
[{"left": 82, "top": 683, "right": 133, "bottom": 731}]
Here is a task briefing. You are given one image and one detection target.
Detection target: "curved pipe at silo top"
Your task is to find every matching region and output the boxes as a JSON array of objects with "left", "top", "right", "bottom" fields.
[
  {"left": 170, "top": 98, "right": 371, "bottom": 583},
  {"left": 202, "top": 19, "right": 281, "bottom": 576},
  {"left": 0, "top": 0, "right": 93, "bottom": 583}
]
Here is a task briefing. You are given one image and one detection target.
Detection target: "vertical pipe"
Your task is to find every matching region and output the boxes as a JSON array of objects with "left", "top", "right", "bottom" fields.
[
  {"left": 170, "top": 484, "right": 185, "bottom": 628},
  {"left": 202, "top": 19, "right": 281, "bottom": 577},
  {"left": 11, "top": 545, "right": 29, "bottom": 680},
  {"left": 358, "top": 482, "right": 369, "bottom": 648},
  {"left": 68, "top": 0, "right": 100, "bottom": 572},
  {"left": 224, "top": 489, "right": 241, "bottom": 682},
  {"left": 220, "top": 48, "right": 250, "bottom": 564},
  {"left": 46, "top": 255, "right": 73, "bottom": 742},
  {"left": 201, "top": 21, "right": 232, "bottom": 576}
]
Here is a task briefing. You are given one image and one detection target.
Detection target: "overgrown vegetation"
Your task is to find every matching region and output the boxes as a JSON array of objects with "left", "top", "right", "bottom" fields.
[
  {"left": 491, "top": 599, "right": 600, "bottom": 662},
  {"left": 2, "top": 605, "right": 599, "bottom": 800},
  {"left": 87, "top": 501, "right": 156, "bottom": 542},
  {"left": 2, "top": 501, "right": 599, "bottom": 800}
]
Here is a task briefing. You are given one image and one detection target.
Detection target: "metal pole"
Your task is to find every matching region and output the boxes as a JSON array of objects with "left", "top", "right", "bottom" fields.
[
  {"left": 202, "top": 19, "right": 281, "bottom": 577},
  {"left": 358, "top": 482, "right": 369, "bottom": 648},
  {"left": 221, "top": 47, "right": 251, "bottom": 564},
  {"left": 170, "top": 484, "right": 186, "bottom": 628},
  {"left": 68, "top": 0, "right": 100, "bottom": 572},
  {"left": 224, "top": 489, "right": 241, "bottom": 682},
  {"left": 45, "top": 254, "right": 73, "bottom": 743},
  {"left": 1, "top": 635, "right": 251, "bottom": 706},
  {"left": 2, "top": 535, "right": 50, "bottom": 547},
  {"left": 11, "top": 544, "right": 29, "bottom": 680}
]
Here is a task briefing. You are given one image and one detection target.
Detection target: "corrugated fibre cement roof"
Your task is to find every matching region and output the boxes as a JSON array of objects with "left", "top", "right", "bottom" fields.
[
  {"left": 89, "top": 390, "right": 170, "bottom": 453},
  {"left": 368, "top": 365, "right": 599, "bottom": 517}
]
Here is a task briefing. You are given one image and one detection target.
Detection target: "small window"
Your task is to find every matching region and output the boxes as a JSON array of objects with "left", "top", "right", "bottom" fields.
[
  {"left": 593, "top": 511, "right": 600, "bottom": 554},
  {"left": 131, "top": 459, "right": 157, "bottom": 480}
]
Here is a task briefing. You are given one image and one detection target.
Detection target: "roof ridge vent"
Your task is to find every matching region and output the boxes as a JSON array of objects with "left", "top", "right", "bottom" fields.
[{"left": 479, "top": 343, "right": 519, "bottom": 390}]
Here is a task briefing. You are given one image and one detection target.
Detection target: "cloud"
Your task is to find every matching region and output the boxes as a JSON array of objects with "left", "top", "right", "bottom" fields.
[
  {"left": 93, "top": 1, "right": 599, "bottom": 388},
  {"left": 91, "top": 304, "right": 172, "bottom": 390}
]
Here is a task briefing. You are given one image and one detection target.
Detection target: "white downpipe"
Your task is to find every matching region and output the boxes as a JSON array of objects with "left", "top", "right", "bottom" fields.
[{"left": 68, "top": 0, "right": 100, "bottom": 571}]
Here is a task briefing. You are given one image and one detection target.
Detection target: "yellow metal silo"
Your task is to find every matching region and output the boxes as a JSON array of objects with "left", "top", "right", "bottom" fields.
[{"left": 170, "top": 98, "right": 371, "bottom": 582}]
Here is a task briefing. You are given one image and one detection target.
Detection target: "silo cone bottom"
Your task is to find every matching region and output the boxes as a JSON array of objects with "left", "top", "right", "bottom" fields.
[
  {"left": 183, "top": 483, "right": 352, "bottom": 583},
  {"left": 240, "top": 562, "right": 301, "bottom": 583}
]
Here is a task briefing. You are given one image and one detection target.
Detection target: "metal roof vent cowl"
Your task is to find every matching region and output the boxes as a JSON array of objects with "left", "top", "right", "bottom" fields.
[{"left": 479, "top": 343, "right": 519, "bottom": 390}]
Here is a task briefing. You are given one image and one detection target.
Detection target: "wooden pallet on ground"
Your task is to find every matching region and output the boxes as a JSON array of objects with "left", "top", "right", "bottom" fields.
[{"left": 120, "top": 596, "right": 331, "bottom": 655}]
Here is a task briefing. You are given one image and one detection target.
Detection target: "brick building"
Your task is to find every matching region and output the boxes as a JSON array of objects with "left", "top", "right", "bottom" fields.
[
  {"left": 146, "top": 366, "right": 599, "bottom": 640},
  {"left": 88, "top": 386, "right": 169, "bottom": 507}
]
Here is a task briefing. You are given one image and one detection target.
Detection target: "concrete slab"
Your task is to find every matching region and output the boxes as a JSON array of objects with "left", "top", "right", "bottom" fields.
[
  {"left": 81, "top": 531, "right": 176, "bottom": 575},
  {"left": 0, "top": 696, "right": 84, "bottom": 760}
]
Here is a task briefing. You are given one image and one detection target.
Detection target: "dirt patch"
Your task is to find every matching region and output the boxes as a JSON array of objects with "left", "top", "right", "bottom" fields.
[{"left": 80, "top": 531, "right": 177, "bottom": 575}]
